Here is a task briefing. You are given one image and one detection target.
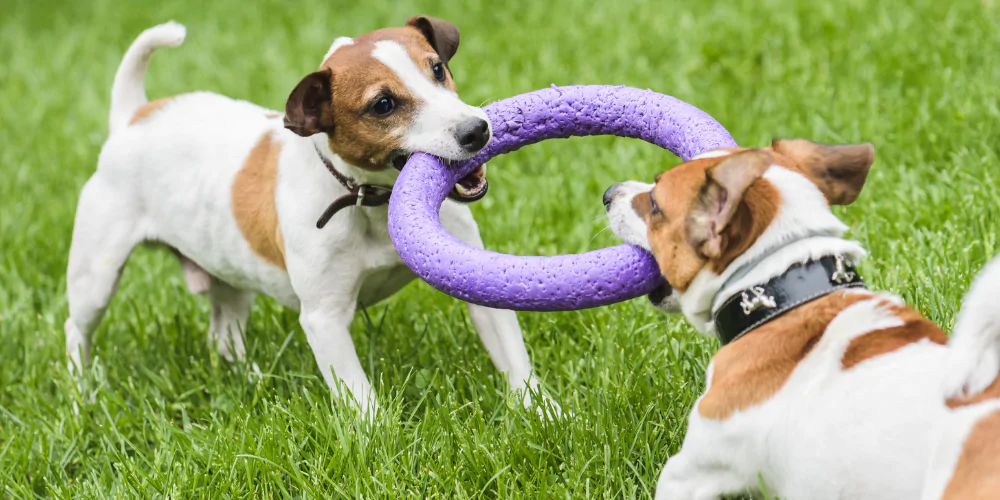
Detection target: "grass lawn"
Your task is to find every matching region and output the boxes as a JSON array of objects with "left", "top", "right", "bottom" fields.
[{"left": 2, "top": 0, "right": 1000, "bottom": 497}]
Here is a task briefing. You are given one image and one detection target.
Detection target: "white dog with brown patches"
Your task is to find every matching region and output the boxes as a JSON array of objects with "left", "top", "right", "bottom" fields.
[
  {"left": 604, "top": 140, "right": 1000, "bottom": 499},
  {"left": 66, "top": 18, "right": 559, "bottom": 417}
]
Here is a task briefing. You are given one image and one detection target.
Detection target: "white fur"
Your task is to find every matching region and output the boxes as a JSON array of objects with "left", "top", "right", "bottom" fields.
[
  {"left": 604, "top": 180, "right": 654, "bottom": 250},
  {"left": 607, "top": 161, "right": 1000, "bottom": 498},
  {"left": 656, "top": 297, "right": 955, "bottom": 499},
  {"left": 321, "top": 36, "right": 353, "bottom": 66},
  {"left": 690, "top": 149, "right": 735, "bottom": 160},
  {"left": 371, "top": 40, "right": 491, "bottom": 160},
  {"left": 942, "top": 257, "right": 1000, "bottom": 398},
  {"left": 108, "top": 21, "right": 186, "bottom": 134},
  {"left": 66, "top": 24, "right": 559, "bottom": 419}
]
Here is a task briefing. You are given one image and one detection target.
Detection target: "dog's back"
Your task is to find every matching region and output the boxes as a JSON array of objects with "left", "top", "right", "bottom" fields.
[{"left": 94, "top": 24, "right": 298, "bottom": 304}]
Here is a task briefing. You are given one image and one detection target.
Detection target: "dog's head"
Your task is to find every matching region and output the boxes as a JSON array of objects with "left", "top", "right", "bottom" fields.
[
  {"left": 605, "top": 139, "right": 874, "bottom": 316},
  {"left": 284, "top": 16, "right": 490, "bottom": 200}
]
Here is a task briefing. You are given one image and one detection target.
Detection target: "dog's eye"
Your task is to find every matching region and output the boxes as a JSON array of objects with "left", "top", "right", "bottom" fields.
[
  {"left": 649, "top": 191, "right": 662, "bottom": 216},
  {"left": 432, "top": 62, "right": 446, "bottom": 82},
  {"left": 371, "top": 96, "right": 395, "bottom": 116}
]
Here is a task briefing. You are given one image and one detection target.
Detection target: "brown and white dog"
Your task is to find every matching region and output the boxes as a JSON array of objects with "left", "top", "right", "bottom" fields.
[
  {"left": 604, "top": 140, "right": 1000, "bottom": 499},
  {"left": 66, "top": 19, "right": 560, "bottom": 416}
]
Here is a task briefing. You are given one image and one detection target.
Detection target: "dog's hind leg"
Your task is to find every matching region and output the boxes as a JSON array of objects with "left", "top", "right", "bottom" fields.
[
  {"left": 207, "top": 280, "right": 255, "bottom": 364},
  {"left": 65, "top": 177, "right": 142, "bottom": 375},
  {"left": 653, "top": 400, "right": 761, "bottom": 500},
  {"left": 172, "top": 250, "right": 213, "bottom": 295}
]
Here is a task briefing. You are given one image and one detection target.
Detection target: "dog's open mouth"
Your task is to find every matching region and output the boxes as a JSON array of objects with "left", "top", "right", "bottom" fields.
[
  {"left": 448, "top": 165, "right": 488, "bottom": 202},
  {"left": 392, "top": 154, "right": 489, "bottom": 203}
]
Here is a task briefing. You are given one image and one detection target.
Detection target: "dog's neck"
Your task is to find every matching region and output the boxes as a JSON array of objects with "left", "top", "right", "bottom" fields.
[
  {"left": 309, "top": 135, "right": 400, "bottom": 188},
  {"left": 677, "top": 167, "right": 868, "bottom": 335}
]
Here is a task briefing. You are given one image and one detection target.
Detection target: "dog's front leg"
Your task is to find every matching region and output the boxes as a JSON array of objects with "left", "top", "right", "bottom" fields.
[
  {"left": 655, "top": 451, "right": 751, "bottom": 500},
  {"left": 654, "top": 410, "right": 758, "bottom": 500},
  {"left": 284, "top": 232, "right": 376, "bottom": 416},
  {"left": 298, "top": 296, "right": 376, "bottom": 415},
  {"left": 440, "top": 201, "right": 561, "bottom": 416}
]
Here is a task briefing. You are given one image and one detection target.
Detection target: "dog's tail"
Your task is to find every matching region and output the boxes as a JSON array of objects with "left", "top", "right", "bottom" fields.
[
  {"left": 108, "top": 21, "right": 186, "bottom": 134},
  {"left": 943, "top": 255, "right": 1000, "bottom": 398}
]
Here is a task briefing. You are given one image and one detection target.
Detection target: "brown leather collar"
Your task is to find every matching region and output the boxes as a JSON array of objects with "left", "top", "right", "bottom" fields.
[{"left": 314, "top": 146, "right": 393, "bottom": 229}]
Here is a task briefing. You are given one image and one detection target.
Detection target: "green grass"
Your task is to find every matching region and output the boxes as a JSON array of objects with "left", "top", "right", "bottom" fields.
[{"left": 2, "top": 0, "right": 1000, "bottom": 497}]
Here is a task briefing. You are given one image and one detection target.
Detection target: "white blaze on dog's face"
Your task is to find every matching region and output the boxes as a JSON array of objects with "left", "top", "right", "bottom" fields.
[
  {"left": 605, "top": 140, "right": 874, "bottom": 312},
  {"left": 283, "top": 16, "right": 490, "bottom": 200}
]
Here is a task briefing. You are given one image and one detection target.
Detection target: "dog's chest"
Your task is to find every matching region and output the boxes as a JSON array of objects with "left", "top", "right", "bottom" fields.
[
  {"left": 357, "top": 264, "right": 416, "bottom": 307},
  {"left": 348, "top": 211, "right": 417, "bottom": 306}
]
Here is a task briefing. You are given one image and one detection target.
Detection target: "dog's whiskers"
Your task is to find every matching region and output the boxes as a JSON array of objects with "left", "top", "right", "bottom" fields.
[{"left": 590, "top": 225, "right": 612, "bottom": 244}]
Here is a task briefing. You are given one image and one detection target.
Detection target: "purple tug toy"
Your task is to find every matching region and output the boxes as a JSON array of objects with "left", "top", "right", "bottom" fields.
[{"left": 388, "top": 85, "right": 737, "bottom": 311}]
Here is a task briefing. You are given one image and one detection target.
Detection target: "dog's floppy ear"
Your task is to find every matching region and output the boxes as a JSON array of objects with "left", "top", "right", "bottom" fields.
[
  {"left": 687, "top": 150, "right": 773, "bottom": 259},
  {"left": 284, "top": 69, "right": 333, "bottom": 137},
  {"left": 772, "top": 139, "right": 874, "bottom": 205},
  {"left": 406, "top": 15, "right": 460, "bottom": 63}
]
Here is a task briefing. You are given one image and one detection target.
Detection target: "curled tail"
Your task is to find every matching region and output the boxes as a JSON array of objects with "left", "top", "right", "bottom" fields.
[
  {"left": 944, "top": 256, "right": 1000, "bottom": 398},
  {"left": 108, "top": 21, "right": 186, "bottom": 134}
]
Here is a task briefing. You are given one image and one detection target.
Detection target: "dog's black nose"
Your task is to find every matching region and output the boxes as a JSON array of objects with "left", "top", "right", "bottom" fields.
[
  {"left": 456, "top": 118, "right": 490, "bottom": 153},
  {"left": 603, "top": 184, "right": 621, "bottom": 210}
]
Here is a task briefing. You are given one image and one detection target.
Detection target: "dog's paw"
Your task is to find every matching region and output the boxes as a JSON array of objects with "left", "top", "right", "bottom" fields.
[
  {"left": 516, "top": 389, "right": 567, "bottom": 420},
  {"left": 336, "top": 388, "right": 383, "bottom": 426},
  {"left": 655, "top": 480, "right": 722, "bottom": 500},
  {"left": 68, "top": 357, "right": 103, "bottom": 415},
  {"left": 654, "top": 458, "right": 751, "bottom": 500},
  {"left": 248, "top": 362, "right": 263, "bottom": 381}
]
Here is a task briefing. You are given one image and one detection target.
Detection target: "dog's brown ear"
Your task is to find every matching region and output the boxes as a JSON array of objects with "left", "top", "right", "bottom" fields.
[
  {"left": 406, "top": 15, "right": 460, "bottom": 63},
  {"left": 687, "top": 150, "right": 773, "bottom": 259},
  {"left": 284, "top": 69, "right": 333, "bottom": 137},
  {"left": 772, "top": 139, "right": 874, "bottom": 205}
]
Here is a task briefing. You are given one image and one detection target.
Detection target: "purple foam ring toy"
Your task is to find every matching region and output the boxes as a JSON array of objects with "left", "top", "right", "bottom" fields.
[{"left": 388, "top": 85, "right": 737, "bottom": 311}]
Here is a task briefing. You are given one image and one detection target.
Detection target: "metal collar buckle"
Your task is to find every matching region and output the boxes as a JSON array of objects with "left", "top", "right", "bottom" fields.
[{"left": 356, "top": 186, "right": 366, "bottom": 207}]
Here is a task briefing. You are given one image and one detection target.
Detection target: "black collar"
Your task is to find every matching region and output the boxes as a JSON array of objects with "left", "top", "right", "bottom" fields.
[
  {"left": 712, "top": 255, "right": 866, "bottom": 345},
  {"left": 314, "top": 146, "right": 393, "bottom": 229}
]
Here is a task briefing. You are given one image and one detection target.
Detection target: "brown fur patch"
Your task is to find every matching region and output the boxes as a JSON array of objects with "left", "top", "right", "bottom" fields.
[
  {"left": 316, "top": 26, "right": 455, "bottom": 170},
  {"left": 709, "top": 180, "right": 781, "bottom": 274},
  {"left": 232, "top": 133, "right": 286, "bottom": 270},
  {"left": 942, "top": 410, "right": 1000, "bottom": 500},
  {"left": 129, "top": 97, "right": 175, "bottom": 126},
  {"left": 631, "top": 191, "right": 652, "bottom": 219},
  {"left": 698, "top": 291, "right": 874, "bottom": 420},
  {"left": 841, "top": 304, "right": 947, "bottom": 369},
  {"left": 770, "top": 139, "right": 873, "bottom": 206},
  {"left": 643, "top": 159, "right": 781, "bottom": 292},
  {"left": 645, "top": 160, "right": 718, "bottom": 291}
]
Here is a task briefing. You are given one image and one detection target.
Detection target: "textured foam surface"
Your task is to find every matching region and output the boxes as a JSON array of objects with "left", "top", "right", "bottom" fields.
[{"left": 388, "top": 85, "right": 737, "bottom": 311}]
